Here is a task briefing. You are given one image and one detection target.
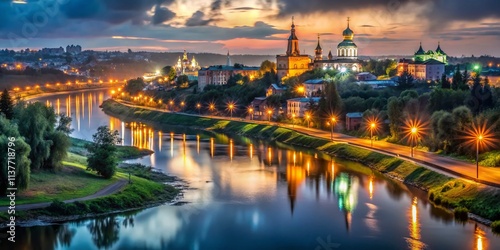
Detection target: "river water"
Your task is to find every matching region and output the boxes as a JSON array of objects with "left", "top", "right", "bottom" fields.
[{"left": 9, "top": 89, "right": 500, "bottom": 249}]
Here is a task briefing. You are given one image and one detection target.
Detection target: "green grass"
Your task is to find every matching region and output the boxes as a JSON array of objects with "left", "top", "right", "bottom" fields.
[
  {"left": 0, "top": 153, "right": 119, "bottom": 206},
  {"left": 101, "top": 99, "right": 500, "bottom": 222}
]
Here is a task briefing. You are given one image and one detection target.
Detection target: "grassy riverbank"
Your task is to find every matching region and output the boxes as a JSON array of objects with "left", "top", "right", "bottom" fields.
[
  {"left": 102, "top": 99, "right": 500, "bottom": 223},
  {"left": 69, "top": 137, "right": 153, "bottom": 160}
]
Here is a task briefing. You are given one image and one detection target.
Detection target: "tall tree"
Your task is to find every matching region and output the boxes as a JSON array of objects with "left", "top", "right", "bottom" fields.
[
  {"left": 318, "top": 81, "right": 342, "bottom": 117},
  {"left": 0, "top": 116, "right": 31, "bottom": 194},
  {"left": 397, "top": 71, "right": 414, "bottom": 89},
  {"left": 124, "top": 78, "right": 146, "bottom": 95},
  {"left": 16, "top": 102, "right": 56, "bottom": 170},
  {"left": 86, "top": 126, "right": 121, "bottom": 179},
  {"left": 0, "top": 89, "right": 14, "bottom": 119},
  {"left": 161, "top": 66, "right": 177, "bottom": 82},
  {"left": 451, "top": 65, "right": 463, "bottom": 90},
  {"left": 387, "top": 97, "right": 403, "bottom": 140},
  {"left": 441, "top": 74, "right": 450, "bottom": 89}
]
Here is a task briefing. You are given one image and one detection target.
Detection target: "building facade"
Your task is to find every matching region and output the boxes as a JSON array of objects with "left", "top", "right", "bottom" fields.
[
  {"left": 198, "top": 65, "right": 259, "bottom": 91},
  {"left": 303, "top": 79, "right": 325, "bottom": 97},
  {"left": 286, "top": 97, "right": 320, "bottom": 118},
  {"left": 66, "top": 45, "right": 82, "bottom": 54},
  {"left": 276, "top": 18, "right": 311, "bottom": 80},
  {"left": 398, "top": 43, "right": 446, "bottom": 81},
  {"left": 312, "top": 18, "right": 362, "bottom": 72}
]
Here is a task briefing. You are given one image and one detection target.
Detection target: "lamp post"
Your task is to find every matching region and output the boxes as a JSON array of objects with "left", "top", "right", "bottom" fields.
[
  {"left": 411, "top": 127, "right": 417, "bottom": 158},
  {"left": 169, "top": 100, "right": 174, "bottom": 111},
  {"left": 476, "top": 134, "right": 483, "bottom": 179},
  {"left": 209, "top": 104, "right": 215, "bottom": 116},
  {"left": 330, "top": 116, "right": 337, "bottom": 141},
  {"left": 228, "top": 103, "right": 235, "bottom": 119},
  {"left": 370, "top": 122, "right": 376, "bottom": 147},
  {"left": 248, "top": 107, "right": 254, "bottom": 120},
  {"left": 292, "top": 113, "right": 296, "bottom": 128},
  {"left": 267, "top": 109, "right": 272, "bottom": 123},
  {"left": 196, "top": 103, "right": 201, "bottom": 115},
  {"left": 305, "top": 114, "right": 311, "bottom": 128}
]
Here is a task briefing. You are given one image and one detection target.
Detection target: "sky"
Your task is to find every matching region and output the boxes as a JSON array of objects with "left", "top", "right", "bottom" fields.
[{"left": 0, "top": 0, "right": 499, "bottom": 56}]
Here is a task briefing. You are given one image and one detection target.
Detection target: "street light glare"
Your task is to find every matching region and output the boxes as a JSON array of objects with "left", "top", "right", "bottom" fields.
[{"left": 411, "top": 127, "right": 417, "bottom": 134}]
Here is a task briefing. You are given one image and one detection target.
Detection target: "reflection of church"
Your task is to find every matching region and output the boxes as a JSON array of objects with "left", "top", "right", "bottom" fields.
[
  {"left": 175, "top": 50, "right": 201, "bottom": 76},
  {"left": 312, "top": 18, "right": 362, "bottom": 72}
]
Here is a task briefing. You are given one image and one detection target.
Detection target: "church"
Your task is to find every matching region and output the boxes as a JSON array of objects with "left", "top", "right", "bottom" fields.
[
  {"left": 397, "top": 42, "right": 447, "bottom": 81},
  {"left": 312, "top": 18, "right": 362, "bottom": 72},
  {"left": 276, "top": 18, "right": 312, "bottom": 80},
  {"left": 175, "top": 50, "right": 201, "bottom": 76}
]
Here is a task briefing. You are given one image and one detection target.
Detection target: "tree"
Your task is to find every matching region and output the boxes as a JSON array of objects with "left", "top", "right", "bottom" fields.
[
  {"left": 0, "top": 89, "right": 14, "bottom": 119},
  {"left": 161, "top": 66, "right": 177, "bottom": 82},
  {"left": 397, "top": 71, "right": 414, "bottom": 89},
  {"left": 441, "top": 74, "right": 450, "bottom": 89},
  {"left": 0, "top": 116, "right": 31, "bottom": 194},
  {"left": 452, "top": 65, "right": 463, "bottom": 90},
  {"left": 176, "top": 75, "right": 189, "bottom": 88},
  {"left": 259, "top": 60, "right": 276, "bottom": 75},
  {"left": 124, "top": 78, "right": 145, "bottom": 96},
  {"left": 318, "top": 81, "right": 342, "bottom": 117},
  {"left": 16, "top": 102, "right": 56, "bottom": 170},
  {"left": 387, "top": 97, "right": 403, "bottom": 140},
  {"left": 87, "top": 126, "right": 120, "bottom": 179}
]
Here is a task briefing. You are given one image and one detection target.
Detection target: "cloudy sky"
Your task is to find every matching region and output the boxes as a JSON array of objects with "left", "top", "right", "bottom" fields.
[{"left": 1, "top": 0, "right": 499, "bottom": 56}]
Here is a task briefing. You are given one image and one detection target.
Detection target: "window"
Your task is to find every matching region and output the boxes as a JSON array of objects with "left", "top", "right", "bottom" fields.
[{"left": 294, "top": 64, "right": 297, "bottom": 69}]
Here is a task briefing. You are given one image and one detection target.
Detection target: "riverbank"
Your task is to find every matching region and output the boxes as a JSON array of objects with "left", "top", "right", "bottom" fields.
[
  {"left": 101, "top": 99, "right": 500, "bottom": 226},
  {"left": 0, "top": 138, "right": 179, "bottom": 227}
]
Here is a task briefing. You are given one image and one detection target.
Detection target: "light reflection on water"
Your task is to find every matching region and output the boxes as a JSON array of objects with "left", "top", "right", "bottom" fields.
[{"left": 12, "top": 90, "right": 500, "bottom": 250}]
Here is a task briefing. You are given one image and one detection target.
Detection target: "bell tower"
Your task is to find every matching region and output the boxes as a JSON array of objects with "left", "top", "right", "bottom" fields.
[{"left": 286, "top": 17, "right": 300, "bottom": 56}]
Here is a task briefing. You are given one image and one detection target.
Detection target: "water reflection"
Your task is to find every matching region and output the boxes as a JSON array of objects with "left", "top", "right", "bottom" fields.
[{"left": 20, "top": 90, "right": 500, "bottom": 250}]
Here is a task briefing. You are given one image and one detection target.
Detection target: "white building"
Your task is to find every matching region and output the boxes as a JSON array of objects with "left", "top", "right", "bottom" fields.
[{"left": 287, "top": 97, "right": 320, "bottom": 118}]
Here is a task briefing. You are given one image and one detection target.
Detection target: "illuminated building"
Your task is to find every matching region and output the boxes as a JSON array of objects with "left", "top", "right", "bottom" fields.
[
  {"left": 398, "top": 43, "right": 446, "bottom": 81},
  {"left": 276, "top": 17, "right": 312, "bottom": 80},
  {"left": 312, "top": 18, "right": 362, "bottom": 73},
  {"left": 175, "top": 50, "right": 201, "bottom": 76},
  {"left": 197, "top": 65, "right": 259, "bottom": 91},
  {"left": 286, "top": 97, "right": 320, "bottom": 118}
]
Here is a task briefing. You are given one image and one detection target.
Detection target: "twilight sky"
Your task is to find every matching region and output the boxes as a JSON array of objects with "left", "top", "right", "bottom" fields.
[{"left": 1, "top": 0, "right": 499, "bottom": 56}]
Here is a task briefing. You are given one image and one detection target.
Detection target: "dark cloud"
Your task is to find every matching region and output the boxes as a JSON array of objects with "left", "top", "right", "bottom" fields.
[
  {"left": 230, "top": 7, "right": 262, "bottom": 12},
  {"left": 152, "top": 6, "right": 176, "bottom": 25},
  {"left": 185, "top": 11, "right": 214, "bottom": 26},
  {"left": 360, "top": 25, "right": 375, "bottom": 28}
]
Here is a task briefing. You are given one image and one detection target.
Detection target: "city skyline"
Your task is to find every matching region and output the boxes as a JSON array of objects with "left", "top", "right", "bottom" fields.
[{"left": 1, "top": 0, "right": 500, "bottom": 56}]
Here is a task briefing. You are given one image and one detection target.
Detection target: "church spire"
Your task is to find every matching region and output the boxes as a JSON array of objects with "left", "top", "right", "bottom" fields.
[
  {"left": 286, "top": 16, "right": 300, "bottom": 56},
  {"left": 226, "top": 51, "right": 231, "bottom": 66},
  {"left": 315, "top": 34, "right": 323, "bottom": 61}
]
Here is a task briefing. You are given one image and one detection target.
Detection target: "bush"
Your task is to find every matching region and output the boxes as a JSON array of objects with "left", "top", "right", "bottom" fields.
[
  {"left": 492, "top": 221, "right": 500, "bottom": 234},
  {"left": 454, "top": 207, "right": 469, "bottom": 221},
  {"left": 429, "top": 191, "right": 435, "bottom": 201},
  {"left": 47, "top": 199, "right": 67, "bottom": 214},
  {"left": 434, "top": 195, "right": 442, "bottom": 205}
]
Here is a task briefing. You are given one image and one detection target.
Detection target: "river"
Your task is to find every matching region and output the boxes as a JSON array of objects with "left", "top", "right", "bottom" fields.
[{"left": 10, "top": 89, "right": 500, "bottom": 249}]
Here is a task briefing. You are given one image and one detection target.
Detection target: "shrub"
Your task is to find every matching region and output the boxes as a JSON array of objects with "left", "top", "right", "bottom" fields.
[
  {"left": 47, "top": 199, "right": 67, "bottom": 214},
  {"left": 492, "top": 221, "right": 500, "bottom": 234},
  {"left": 454, "top": 207, "right": 469, "bottom": 221},
  {"left": 429, "top": 191, "right": 435, "bottom": 201},
  {"left": 434, "top": 195, "right": 442, "bottom": 205}
]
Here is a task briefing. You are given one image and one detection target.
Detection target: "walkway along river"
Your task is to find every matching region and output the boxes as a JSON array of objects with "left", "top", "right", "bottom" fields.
[{"left": 7, "top": 89, "right": 500, "bottom": 249}]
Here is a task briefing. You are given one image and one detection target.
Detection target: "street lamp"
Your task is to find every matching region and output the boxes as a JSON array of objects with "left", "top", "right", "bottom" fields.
[
  {"left": 410, "top": 127, "right": 417, "bottom": 157},
  {"left": 169, "top": 100, "right": 174, "bottom": 110},
  {"left": 267, "top": 109, "right": 273, "bottom": 122},
  {"left": 227, "top": 102, "right": 235, "bottom": 119},
  {"left": 292, "top": 113, "right": 296, "bottom": 128},
  {"left": 476, "top": 134, "right": 483, "bottom": 179},
  {"left": 370, "top": 122, "right": 376, "bottom": 147},
  {"left": 180, "top": 101, "right": 185, "bottom": 111},
  {"left": 464, "top": 120, "right": 495, "bottom": 181},
  {"left": 196, "top": 103, "right": 201, "bottom": 114},
  {"left": 305, "top": 113, "right": 311, "bottom": 128},
  {"left": 248, "top": 107, "right": 254, "bottom": 120},
  {"left": 297, "top": 85, "right": 306, "bottom": 97},
  {"left": 330, "top": 116, "right": 337, "bottom": 141},
  {"left": 209, "top": 103, "right": 216, "bottom": 115}
]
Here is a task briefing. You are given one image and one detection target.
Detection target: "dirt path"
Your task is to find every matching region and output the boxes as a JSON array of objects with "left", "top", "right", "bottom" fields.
[{"left": 0, "top": 179, "right": 128, "bottom": 212}]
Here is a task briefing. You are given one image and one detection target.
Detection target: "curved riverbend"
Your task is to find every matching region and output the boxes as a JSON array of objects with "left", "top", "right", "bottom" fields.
[{"left": 7, "top": 89, "right": 499, "bottom": 250}]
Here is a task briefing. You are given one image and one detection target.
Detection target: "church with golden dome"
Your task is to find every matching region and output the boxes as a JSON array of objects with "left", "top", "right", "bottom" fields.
[
  {"left": 312, "top": 18, "right": 362, "bottom": 72},
  {"left": 175, "top": 50, "right": 201, "bottom": 76}
]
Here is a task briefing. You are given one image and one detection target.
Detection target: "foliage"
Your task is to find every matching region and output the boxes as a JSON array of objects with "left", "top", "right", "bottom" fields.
[
  {"left": 0, "top": 116, "right": 31, "bottom": 194},
  {"left": 397, "top": 71, "right": 414, "bottom": 89},
  {"left": 86, "top": 126, "right": 120, "bottom": 179},
  {"left": 453, "top": 207, "right": 469, "bottom": 221},
  {"left": 176, "top": 75, "right": 189, "bottom": 88},
  {"left": 0, "top": 89, "right": 14, "bottom": 119},
  {"left": 161, "top": 66, "right": 177, "bottom": 82},
  {"left": 492, "top": 221, "right": 500, "bottom": 234},
  {"left": 318, "top": 81, "right": 342, "bottom": 118},
  {"left": 124, "top": 78, "right": 145, "bottom": 96}
]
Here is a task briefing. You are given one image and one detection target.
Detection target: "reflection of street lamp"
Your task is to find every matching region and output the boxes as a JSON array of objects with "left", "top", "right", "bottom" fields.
[{"left": 330, "top": 116, "right": 337, "bottom": 141}]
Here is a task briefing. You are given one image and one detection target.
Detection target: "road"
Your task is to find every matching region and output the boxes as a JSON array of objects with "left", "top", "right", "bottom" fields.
[
  {"left": 111, "top": 99, "right": 500, "bottom": 188},
  {"left": 0, "top": 180, "right": 127, "bottom": 211}
]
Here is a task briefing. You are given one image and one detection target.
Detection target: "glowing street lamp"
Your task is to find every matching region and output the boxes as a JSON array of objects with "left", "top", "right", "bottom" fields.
[
  {"left": 227, "top": 102, "right": 236, "bottom": 119},
  {"left": 464, "top": 120, "right": 495, "bottom": 180},
  {"left": 180, "top": 101, "right": 185, "bottom": 111},
  {"left": 209, "top": 103, "right": 216, "bottom": 115},
  {"left": 196, "top": 103, "right": 201, "bottom": 114},
  {"left": 267, "top": 109, "right": 273, "bottom": 122},
  {"left": 296, "top": 85, "right": 306, "bottom": 97},
  {"left": 292, "top": 113, "right": 296, "bottom": 128},
  {"left": 248, "top": 107, "right": 254, "bottom": 120},
  {"left": 403, "top": 118, "right": 427, "bottom": 158},
  {"left": 169, "top": 100, "right": 174, "bottom": 110},
  {"left": 410, "top": 126, "right": 418, "bottom": 157},
  {"left": 305, "top": 113, "right": 311, "bottom": 128},
  {"left": 365, "top": 117, "right": 380, "bottom": 148},
  {"left": 330, "top": 116, "right": 337, "bottom": 141},
  {"left": 370, "top": 122, "right": 376, "bottom": 147}
]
